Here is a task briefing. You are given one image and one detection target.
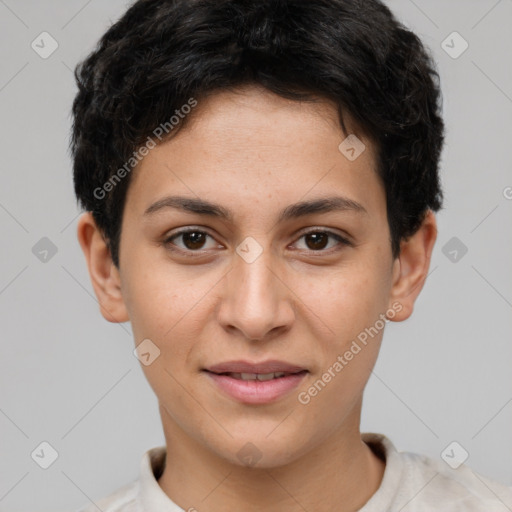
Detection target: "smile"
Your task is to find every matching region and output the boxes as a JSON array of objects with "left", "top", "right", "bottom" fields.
[{"left": 204, "top": 369, "right": 308, "bottom": 404}]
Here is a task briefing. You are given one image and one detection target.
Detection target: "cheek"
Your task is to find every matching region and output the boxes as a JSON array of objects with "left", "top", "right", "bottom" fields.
[
  {"left": 296, "top": 271, "right": 386, "bottom": 418},
  {"left": 126, "top": 270, "right": 207, "bottom": 413},
  {"left": 123, "top": 251, "right": 205, "bottom": 338},
  {"left": 124, "top": 261, "right": 223, "bottom": 390},
  {"left": 302, "top": 261, "right": 389, "bottom": 342}
]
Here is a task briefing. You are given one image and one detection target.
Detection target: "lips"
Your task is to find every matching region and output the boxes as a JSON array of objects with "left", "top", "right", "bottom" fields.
[
  {"left": 205, "top": 359, "right": 307, "bottom": 375},
  {"left": 203, "top": 360, "right": 308, "bottom": 404},
  {"left": 223, "top": 372, "right": 291, "bottom": 381}
]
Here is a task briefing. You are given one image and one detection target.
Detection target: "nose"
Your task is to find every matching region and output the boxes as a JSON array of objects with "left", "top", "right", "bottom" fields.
[{"left": 216, "top": 248, "right": 296, "bottom": 342}]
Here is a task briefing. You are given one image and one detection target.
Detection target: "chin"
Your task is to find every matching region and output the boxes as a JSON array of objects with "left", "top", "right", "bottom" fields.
[{"left": 208, "top": 430, "right": 312, "bottom": 470}]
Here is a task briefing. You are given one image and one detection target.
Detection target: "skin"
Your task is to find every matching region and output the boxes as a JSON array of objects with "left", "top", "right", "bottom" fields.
[{"left": 77, "top": 84, "right": 437, "bottom": 512}]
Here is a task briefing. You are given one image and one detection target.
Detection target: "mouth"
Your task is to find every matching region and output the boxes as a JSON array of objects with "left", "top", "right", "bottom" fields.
[
  {"left": 204, "top": 359, "right": 308, "bottom": 375},
  {"left": 203, "top": 360, "right": 309, "bottom": 404},
  {"left": 207, "top": 370, "right": 307, "bottom": 381}
]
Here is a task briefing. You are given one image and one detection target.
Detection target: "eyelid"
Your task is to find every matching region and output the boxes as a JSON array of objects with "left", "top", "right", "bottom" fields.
[
  {"left": 163, "top": 226, "right": 353, "bottom": 256},
  {"left": 163, "top": 226, "right": 220, "bottom": 253},
  {"left": 294, "top": 226, "right": 353, "bottom": 246}
]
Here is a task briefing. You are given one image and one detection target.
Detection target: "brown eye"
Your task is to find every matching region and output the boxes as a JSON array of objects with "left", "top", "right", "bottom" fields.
[
  {"left": 180, "top": 231, "right": 207, "bottom": 250},
  {"left": 163, "top": 227, "right": 351, "bottom": 258},
  {"left": 293, "top": 230, "right": 352, "bottom": 253},
  {"left": 304, "top": 232, "right": 329, "bottom": 250},
  {"left": 164, "top": 229, "right": 218, "bottom": 253}
]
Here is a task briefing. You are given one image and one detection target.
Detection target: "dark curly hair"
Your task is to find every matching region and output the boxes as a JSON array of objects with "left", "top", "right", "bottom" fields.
[{"left": 70, "top": 0, "right": 444, "bottom": 268}]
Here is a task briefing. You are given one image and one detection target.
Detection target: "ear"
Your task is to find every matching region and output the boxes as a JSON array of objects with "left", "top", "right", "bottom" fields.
[
  {"left": 76, "top": 212, "right": 129, "bottom": 323},
  {"left": 387, "top": 210, "right": 438, "bottom": 322}
]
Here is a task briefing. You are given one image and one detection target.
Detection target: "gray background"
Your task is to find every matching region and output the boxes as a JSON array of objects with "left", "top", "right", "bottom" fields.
[{"left": 0, "top": 0, "right": 511, "bottom": 510}]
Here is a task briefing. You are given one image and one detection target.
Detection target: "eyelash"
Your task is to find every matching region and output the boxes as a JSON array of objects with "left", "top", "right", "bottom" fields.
[{"left": 163, "top": 227, "right": 352, "bottom": 257}]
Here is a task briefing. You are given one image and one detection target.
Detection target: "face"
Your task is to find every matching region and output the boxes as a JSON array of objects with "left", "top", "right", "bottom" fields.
[{"left": 79, "top": 85, "right": 434, "bottom": 468}]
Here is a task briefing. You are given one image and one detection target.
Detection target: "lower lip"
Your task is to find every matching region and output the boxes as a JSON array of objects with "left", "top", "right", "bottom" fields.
[{"left": 204, "top": 371, "right": 308, "bottom": 404}]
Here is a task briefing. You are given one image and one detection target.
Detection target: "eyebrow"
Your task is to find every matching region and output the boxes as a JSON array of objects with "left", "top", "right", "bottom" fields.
[{"left": 143, "top": 195, "right": 367, "bottom": 222}]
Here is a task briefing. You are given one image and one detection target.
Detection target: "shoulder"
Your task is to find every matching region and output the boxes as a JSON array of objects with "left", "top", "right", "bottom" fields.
[
  {"left": 71, "top": 446, "right": 168, "bottom": 512},
  {"left": 363, "top": 433, "right": 512, "bottom": 511},
  {"left": 397, "top": 446, "right": 512, "bottom": 510},
  {"left": 72, "top": 479, "right": 139, "bottom": 512}
]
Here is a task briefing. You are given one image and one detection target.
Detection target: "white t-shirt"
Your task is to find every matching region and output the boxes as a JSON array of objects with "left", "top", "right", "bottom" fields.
[{"left": 74, "top": 433, "right": 512, "bottom": 511}]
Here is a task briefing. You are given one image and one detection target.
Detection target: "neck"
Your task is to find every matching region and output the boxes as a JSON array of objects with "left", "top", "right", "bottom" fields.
[{"left": 157, "top": 405, "right": 385, "bottom": 512}]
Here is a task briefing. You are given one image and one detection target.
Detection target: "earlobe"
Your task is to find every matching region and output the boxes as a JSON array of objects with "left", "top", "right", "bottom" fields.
[
  {"left": 387, "top": 210, "right": 438, "bottom": 322},
  {"left": 76, "top": 212, "right": 130, "bottom": 323}
]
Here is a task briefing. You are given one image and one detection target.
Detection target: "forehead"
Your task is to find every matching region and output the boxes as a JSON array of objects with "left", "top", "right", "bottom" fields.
[
  {"left": 180, "top": 85, "right": 364, "bottom": 149},
  {"left": 124, "top": 85, "right": 385, "bottom": 223}
]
